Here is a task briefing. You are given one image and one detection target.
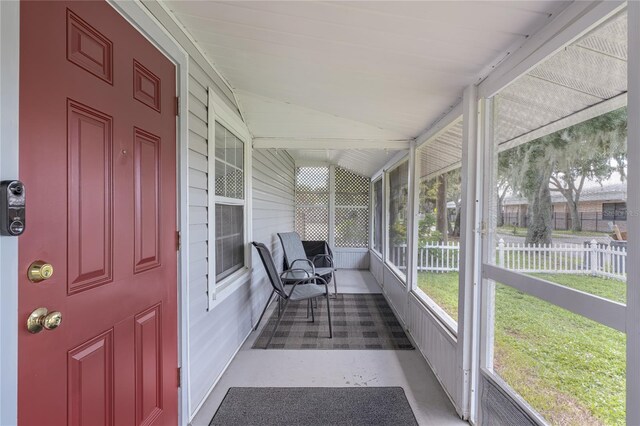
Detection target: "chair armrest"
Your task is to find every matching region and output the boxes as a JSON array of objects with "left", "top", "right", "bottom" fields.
[
  {"left": 280, "top": 268, "right": 311, "bottom": 280},
  {"left": 290, "top": 258, "right": 316, "bottom": 275}
]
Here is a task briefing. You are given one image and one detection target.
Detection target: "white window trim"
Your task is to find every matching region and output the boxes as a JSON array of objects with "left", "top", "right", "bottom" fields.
[{"left": 207, "top": 87, "right": 252, "bottom": 310}]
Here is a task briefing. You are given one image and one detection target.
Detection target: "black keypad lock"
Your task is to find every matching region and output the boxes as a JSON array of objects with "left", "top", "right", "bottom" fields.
[{"left": 0, "top": 180, "right": 26, "bottom": 236}]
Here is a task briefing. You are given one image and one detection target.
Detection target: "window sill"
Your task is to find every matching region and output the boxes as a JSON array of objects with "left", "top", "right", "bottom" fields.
[
  {"left": 384, "top": 261, "right": 407, "bottom": 285},
  {"left": 411, "top": 287, "right": 458, "bottom": 337},
  {"left": 208, "top": 267, "right": 251, "bottom": 311},
  {"left": 370, "top": 249, "right": 383, "bottom": 260}
]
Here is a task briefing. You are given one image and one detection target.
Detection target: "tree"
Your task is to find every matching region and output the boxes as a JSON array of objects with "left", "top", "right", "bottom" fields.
[
  {"left": 548, "top": 108, "right": 627, "bottom": 231},
  {"left": 499, "top": 107, "right": 627, "bottom": 243}
]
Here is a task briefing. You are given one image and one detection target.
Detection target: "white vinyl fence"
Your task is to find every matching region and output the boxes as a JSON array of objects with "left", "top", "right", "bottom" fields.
[{"left": 392, "top": 239, "right": 627, "bottom": 281}]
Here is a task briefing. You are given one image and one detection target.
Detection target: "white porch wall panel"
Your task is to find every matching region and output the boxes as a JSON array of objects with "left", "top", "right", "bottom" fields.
[
  {"left": 334, "top": 249, "right": 369, "bottom": 269},
  {"left": 370, "top": 252, "right": 384, "bottom": 285},
  {"left": 408, "top": 294, "right": 459, "bottom": 410},
  {"left": 369, "top": 252, "right": 460, "bottom": 413}
]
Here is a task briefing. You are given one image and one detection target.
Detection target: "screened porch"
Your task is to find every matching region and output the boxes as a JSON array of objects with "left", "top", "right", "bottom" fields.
[
  {"left": 164, "top": 3, "right": 640, "bottom": 424},
  {"left": 4, "top": 1, "right": 640, "bottom": 425}
]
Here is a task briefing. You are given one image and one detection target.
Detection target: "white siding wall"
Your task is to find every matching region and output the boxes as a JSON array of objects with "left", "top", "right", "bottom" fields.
[{"left": 141, "top": 3, "right": 296, "bottom": 419}]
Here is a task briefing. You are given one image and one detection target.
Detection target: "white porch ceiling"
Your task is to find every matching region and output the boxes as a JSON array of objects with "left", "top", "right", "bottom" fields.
[{"left": 165, "top": 0, "right": 571, "bottom": 176}]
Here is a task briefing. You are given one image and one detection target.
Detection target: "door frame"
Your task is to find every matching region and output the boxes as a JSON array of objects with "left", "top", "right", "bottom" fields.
[{"left": 0, "top": 2, "right": 191, "bottom": 425}]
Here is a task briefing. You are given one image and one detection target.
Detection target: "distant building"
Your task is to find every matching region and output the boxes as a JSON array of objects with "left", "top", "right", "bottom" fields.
[{"left": 502, "top": 182, "right": 627, "bottom": 232}]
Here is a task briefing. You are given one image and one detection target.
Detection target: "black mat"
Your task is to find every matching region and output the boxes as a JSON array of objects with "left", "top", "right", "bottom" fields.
[
  {"left": 210, "top": 387, "right": 418, "bottom": 426},
  {"left": 252, "top": 293, "right": 414, "bottom": 350}
]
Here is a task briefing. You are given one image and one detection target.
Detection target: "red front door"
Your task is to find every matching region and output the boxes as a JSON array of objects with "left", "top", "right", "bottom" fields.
[{"left": 19, "top": 1, "right": 178, "bottom": 425}]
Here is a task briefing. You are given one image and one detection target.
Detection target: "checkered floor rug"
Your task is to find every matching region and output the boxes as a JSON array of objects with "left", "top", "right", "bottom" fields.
[{"left": 252, "top": 293, "right": 414, "bottom": 350}]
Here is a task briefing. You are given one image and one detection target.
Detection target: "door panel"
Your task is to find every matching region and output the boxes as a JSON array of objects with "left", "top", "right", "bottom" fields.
[
  {"left": 135, "top": 304, "right": 163, "bottom": 426},
  {"left": 19, "top": 2, "right": 178, "bottom": 425},
  {"left": 68, "top": 330, "right": 115, "bottom": 426},
  {"left": 134, "top": 128, "right": 161, "bottom": 273},
  {"left": 67, "top": 100, "right": 113, "bottom": 294}
]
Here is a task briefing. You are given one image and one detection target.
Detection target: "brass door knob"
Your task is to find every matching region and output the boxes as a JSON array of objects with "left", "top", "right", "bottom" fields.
[
  {"left": 27, "top": 308, "right": 62, "bottom": 333},
  {"left": 28, "top": 261, "right": 54, "bottom": 282}
]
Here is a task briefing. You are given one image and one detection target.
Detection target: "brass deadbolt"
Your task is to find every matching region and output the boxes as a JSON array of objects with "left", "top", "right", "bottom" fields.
[
  {"left": 27, "top": 308, "right": 62, "bottom": 334},
  {"left": 28, "top": 261, "right": 53, "bottom": 283}
]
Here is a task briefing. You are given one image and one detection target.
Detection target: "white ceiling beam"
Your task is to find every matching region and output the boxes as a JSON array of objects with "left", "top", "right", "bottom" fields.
[
  {"left": 415, "top": 102, "right": 463, "bottom": 148},
  {"left": 252, "top": 138, "right": 411, "bottom": 150}
]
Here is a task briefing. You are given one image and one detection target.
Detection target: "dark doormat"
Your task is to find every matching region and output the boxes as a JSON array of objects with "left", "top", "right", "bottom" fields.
[
  {"left": 210, "top": 387, "right": 419, "bottom": 426},
  {"left": 252, "top": 293, "right": 414, "bottom": 350}
]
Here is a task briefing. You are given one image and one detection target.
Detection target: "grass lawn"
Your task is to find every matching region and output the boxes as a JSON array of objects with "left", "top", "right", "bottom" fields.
[{"left": 417, "top": 272, "right": 625, "bottom": 425}]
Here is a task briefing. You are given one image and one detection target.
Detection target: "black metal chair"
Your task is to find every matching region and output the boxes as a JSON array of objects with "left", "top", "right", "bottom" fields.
[
  {"left": 252, "top": 242, "right": 332, "bottom": 348},
  {"left": 277, "top": 232, "right": 338, "bottom": 297}
]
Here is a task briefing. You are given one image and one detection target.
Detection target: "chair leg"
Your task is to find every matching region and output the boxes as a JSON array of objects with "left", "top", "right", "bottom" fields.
[
  {"left": 310, "top": 298, "right": 315, "bottom": 323},
  {"left": 333, "top": 270, "right": 338, "bottom": 298},
  {"left": 266, "top": 298, "right": 289, "bottom": 349},
  {"left": 254, "top": 289, "right": 275, "bottom": 331},
  {"left": 326, "top": 292, "right": 332, "bottom": 338}
]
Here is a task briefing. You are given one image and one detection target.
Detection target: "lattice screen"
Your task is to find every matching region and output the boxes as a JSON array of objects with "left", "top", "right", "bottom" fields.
[
  {"left": 335, "top": 167, "right": 370, "bottom": 248},
  {"left": 295, "top": 167, "right": 329, "bottom": 241}
]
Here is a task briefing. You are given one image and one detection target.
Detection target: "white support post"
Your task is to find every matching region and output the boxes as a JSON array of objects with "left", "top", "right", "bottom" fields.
[
  {"left": 498, "top": 239, "right": 505, "bottom": 268},
  {"left": 407, "top": 142, "right": 418, "bottom": 297},
  {"left": 627, "top": 3, "right": 640, "bottom": 423},
  {"left": 457, "top": 84, "right": 479, "bottom": 419}
]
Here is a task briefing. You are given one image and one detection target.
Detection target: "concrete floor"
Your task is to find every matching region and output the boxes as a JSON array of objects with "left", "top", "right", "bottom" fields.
[{"left": 190, "top": 270, "right": 466, "bottom": 426}]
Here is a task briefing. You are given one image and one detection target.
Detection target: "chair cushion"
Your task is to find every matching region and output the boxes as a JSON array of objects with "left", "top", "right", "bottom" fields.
[{"left": 285, "top": 283, "right": 327, "bottom": 301}]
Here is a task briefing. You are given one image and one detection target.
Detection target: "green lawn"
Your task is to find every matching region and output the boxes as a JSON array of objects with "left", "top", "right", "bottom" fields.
[{"left": 417, "top": 272, "right": 626, "bottom": 425}]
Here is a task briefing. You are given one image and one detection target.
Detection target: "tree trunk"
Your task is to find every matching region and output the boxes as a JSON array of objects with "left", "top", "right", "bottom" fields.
[
  {"left": 497, "top": 196, "right": 504, "bottom": 227},
  {"left": 525, "top": 166, "right": 554, "bottom": 245},
  {"left": 567, "top": 198, "right": 581, "bottom": 232},
  {"left": 452, "top": 207, "right": 461, "bottom": 237},
  {"left": 436, "top": 174, "right": 448, "bottom": 242}
]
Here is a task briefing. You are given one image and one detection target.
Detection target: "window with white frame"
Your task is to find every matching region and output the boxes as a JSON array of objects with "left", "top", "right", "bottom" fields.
[
  {"left": 373, "top": 178, "right": 383, "bottom": 254},
  {"left": 386, "top": 160, "right": 409, "bottom": 278},
  {"left": 214, "top": 121, "right": 245, "bottom": 281}
]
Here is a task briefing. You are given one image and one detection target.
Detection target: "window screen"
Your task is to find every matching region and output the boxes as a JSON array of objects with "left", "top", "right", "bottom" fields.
[{"left": 215, "top": 204, "right": 244, "bottom": 280}]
